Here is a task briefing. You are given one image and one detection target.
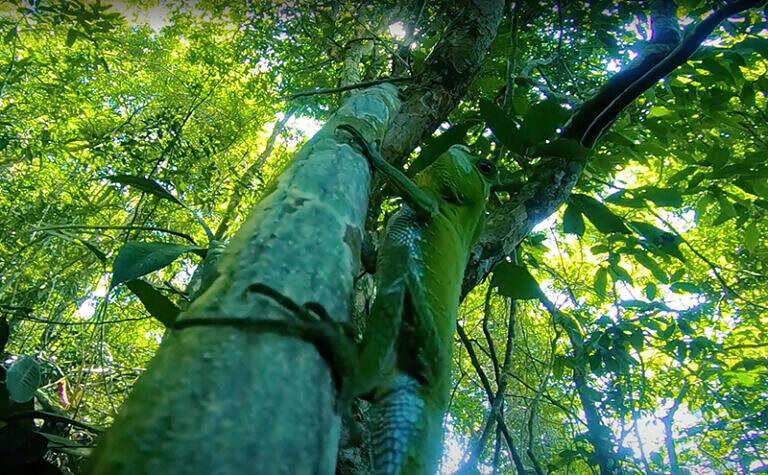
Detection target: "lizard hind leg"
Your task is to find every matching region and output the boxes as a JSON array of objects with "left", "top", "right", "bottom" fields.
[
  {"left": 356, "top": 279, "right": 407, "bottom": 398},
  {"left": 369, "top": 373, "right": 425, "bottom": 475},
  {"left": 368, "top": 284, "right": 442, "bottom": 475},
  {"left": 398, "top": 280, "right": 444, "bottom": 388}
]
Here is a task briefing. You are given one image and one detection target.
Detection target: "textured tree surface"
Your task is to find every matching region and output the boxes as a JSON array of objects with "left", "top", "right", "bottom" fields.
[{"left": 87, "top": 85, "right": 400, "bottom": 474}]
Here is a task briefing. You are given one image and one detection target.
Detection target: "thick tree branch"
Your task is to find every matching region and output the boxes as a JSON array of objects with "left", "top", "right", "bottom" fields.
[
  {"left": 662, "top": 382, "right": 689, "bottom": 475},
  {"left": 380, "top": 0, "right": 505, "bottom": 165},
  {"left": 362, "top": 0, "right": 505, "bottom": 230},
  {"left": 538, "top": 296, "right": 622, "bottom": 474}
]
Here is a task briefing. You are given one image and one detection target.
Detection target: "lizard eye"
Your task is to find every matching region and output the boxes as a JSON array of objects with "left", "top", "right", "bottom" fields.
[{"left": 476, "top": 160, "right": 496, "bottom": 177}]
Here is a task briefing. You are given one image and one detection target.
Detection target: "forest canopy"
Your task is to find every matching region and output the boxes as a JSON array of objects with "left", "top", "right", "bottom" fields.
[{"left": 0, "top": 1, "right": 767, "bottom": 474}]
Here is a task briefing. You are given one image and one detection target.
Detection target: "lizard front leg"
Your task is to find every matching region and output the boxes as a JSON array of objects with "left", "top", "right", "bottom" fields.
[{"left": 336, "top": 124, "right": 439, "bottom": 219}]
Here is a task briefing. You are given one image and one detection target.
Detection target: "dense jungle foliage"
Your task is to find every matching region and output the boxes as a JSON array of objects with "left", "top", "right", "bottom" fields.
[{"left": 0, "top": 1, "right": 767, "bottom": 473}]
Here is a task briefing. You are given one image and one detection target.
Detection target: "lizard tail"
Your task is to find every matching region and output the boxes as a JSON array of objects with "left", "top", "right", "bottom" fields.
[{"left": 369, "top": 373, "right": 424, "bottom": 475}]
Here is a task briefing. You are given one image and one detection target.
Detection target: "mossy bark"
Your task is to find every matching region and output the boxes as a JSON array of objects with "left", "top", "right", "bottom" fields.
[{"left": 87, "top": 85, "right": 400, "bottom": 475}]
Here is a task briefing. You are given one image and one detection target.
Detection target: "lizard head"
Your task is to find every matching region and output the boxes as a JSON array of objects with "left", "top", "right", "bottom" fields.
[{"left": 416, "top": 145, "right": 497, "bottom": 206}]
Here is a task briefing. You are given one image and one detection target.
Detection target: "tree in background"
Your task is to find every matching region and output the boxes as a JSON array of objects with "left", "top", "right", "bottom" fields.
[{"left": 0, "top": 1, "right": 767, "bottom": 473}]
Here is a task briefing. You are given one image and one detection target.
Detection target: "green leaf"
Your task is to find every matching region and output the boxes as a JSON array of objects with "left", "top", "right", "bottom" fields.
[
  {"left": 699, "top": 57, "right": 732, "bottom": 82},
  {"left": 407, "top": 121, "right": 479, "bottom": 177},
  {"left": 605, "top": 190, "right": 645, "bottom": 208},
  {"left": 634, "top": 253, "right": 668, "bottom": 283},
  {"left": 77, "top": 239, "right": 107, "bottom": 263},
  {"left": 491, "top": 262, "right": 541, "bottom": 300},
  {"left": 125, "top": 280, "right": 181, "bottom": 327},
  {"left": 670, "top": 268, "right": 686, "bottom": 282},
  {"left": 111, "top": 241, "right": 202, "bottom": 289},
  {"left": 66, "top": 29, "right": 79, "bottom": 47},
  {"left": 609, "top": 264, "right": 633, "bottom": 284},
  {"left": 629, "top": 221, "right": 684, "bottom": 261},
  {"left": 512, "top": 86, "right": 529, "bottom": 115},
  {"left": 553, "top": 355, "right": 565, "bottom": 379},
  {"left": 107, "top": 174, "right": 184, "bottom": 207},
  {"left": 686, "top": 172, "right": 707, "bottom": 191},
  {"left": 741, "top": 82, "right": 755, "bottom": 107},
  {"left": 604, "top": 131, "right": 635, "bottom": 148},
  {"left": 645, "top": 283, "right": 657, "bottom": 300},
  {"left": 6, "top": 356, "right": 40, "bottom": 403},
  {"left": 629, "top": 328, "right": 644, "bottom": 351},
  {"left": 736, "top": 37, "right": 768, "bottom": 60},
  {"left": 570, "top": 194, "right": 630, "bottom": 234},
  {"left": 743, "top": 221, "right": 758, "bottom": 252},
  {"left": 675, "top": 341, "right": 688, "bottom": 362},
  {"left": 705, "top": 146, "right": 729, "bottom": 169},
  {"left": 518, "top": 99, "right": 569, "bottom": 146},
  {"left": 594, "top": 267, "right": 608, "bottom": 297},
  {"left": 562, "top": 204, "right": 585, "bottom": 236},
  {"left": 678, "top": 318, "right": 694, "bottom": 335},
  {"left": 713, "top": 195, "right": 736, "bottom": 225},
  {"left": 640, "top": 186, "right": 683, "bottom": 208},
  {"left": 667, "top": 167, "right": 696, "bottom": 185},
  {"left": 647, "top": 105, "right": 672, "bottom": 118},
  {"left": 671, "top": 282, "right": 700, "bottom": 294},
  {"left": 621, "top": 300, "right": 651, "bottom": 310},
  {"left": 479, "top": 99, "right": 522, "bottom": 151},
  {"left": 732, "top": 357, "right": 768, "bottom": 371}
]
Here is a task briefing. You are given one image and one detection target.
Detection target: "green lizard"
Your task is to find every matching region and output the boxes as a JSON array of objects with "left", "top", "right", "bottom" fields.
[
  {"left": 339, "top": 125, "right": 497, "bottom": 475},
  {"left": 170, "top": 124, "right": 495, "bottom": 474}
]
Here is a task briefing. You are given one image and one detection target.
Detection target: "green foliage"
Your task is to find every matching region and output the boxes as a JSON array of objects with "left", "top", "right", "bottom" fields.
[
  {"left": 0, "top": 1, "right": 766, "bottom": 474},
  {"left": 569, "top": 193, "right": 630, "bottom": 234},
  {"left": 562, "top": 204, "right": 585, "bottom": 236},
  {"left": 490, "top": 262, "right": 541, "bottom": 300},
  {"left": 124, "top": 280, "right": 180, "bottom": 327},
  {"left": 407, "top": 121, "right": 480, "bottom": 177},
  {"left": 6, "top": 356, "right": 40, "bottom": 403},
  {"left": 111, "top": 242, "right": 202, "bottom": 288}
]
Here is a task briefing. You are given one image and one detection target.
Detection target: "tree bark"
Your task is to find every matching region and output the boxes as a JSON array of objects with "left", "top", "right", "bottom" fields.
[
  {"left": 87, "top": 85, "right": 400, "bottom": 475},
  {"left": 86, "top": 1, "right": 764, "bottom": 473},
  {"left": 380, "top": 0, "right": 504, "bottom": 165},
  {"left": 663, "top": 383, "right": 688, "bottom": 475}
]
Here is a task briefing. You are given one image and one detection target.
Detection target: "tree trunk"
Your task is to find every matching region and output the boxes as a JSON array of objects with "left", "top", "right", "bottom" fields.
[{"left": 87, "top": 85, "right": 400, "bottom": 475}]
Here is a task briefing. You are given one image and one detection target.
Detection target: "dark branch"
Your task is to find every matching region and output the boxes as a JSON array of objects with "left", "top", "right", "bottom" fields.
[
  {"left": 35, "top": 224, "right": 199, "bottom": 246},
  {"left": 285, "top": 77, "right": 411, "bottom": 100}
]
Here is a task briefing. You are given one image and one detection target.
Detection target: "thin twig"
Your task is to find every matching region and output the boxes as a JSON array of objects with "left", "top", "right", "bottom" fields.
[
  {"left": 647, "top": 208, "right": 768, "bottom": 311},
  {"left": 34, "top": 224, "right": 198, "bottom": 246},
  {"left": 12, "top": 315, "right": 153, "bottom": 326},
  {"left": 285, "top": 76, "right": 411, "bottom": 99}
]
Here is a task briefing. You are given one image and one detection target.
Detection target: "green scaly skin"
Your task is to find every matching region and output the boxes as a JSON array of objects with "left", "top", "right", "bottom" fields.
[
  {"left": 170, "top": 126, "right": 494, "bottom": 474},
  {"left": 342, "top": 125, "right": 496, "bottom": 474}
]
